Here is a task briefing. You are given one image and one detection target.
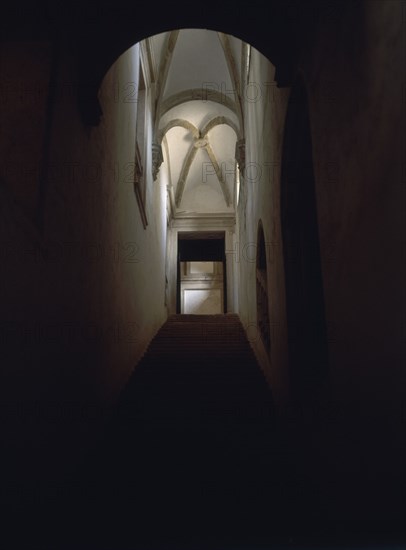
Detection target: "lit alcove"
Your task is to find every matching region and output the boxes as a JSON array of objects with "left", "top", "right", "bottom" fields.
[{"left": 181, "top": 261, "right": 223, "bottom": 314}]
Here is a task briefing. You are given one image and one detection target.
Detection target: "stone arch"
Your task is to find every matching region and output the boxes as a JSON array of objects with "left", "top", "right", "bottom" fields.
[
  {"left": 158, "top": 119, "right": 199, "bottom": 143},
  {"left": 78, "top": 3, "right": 308, "bottom": 125}
]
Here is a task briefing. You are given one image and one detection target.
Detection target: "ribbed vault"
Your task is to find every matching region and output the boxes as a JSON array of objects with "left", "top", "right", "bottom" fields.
[{"left": 150, "top": 29, "right": 245, "bottom": 217}]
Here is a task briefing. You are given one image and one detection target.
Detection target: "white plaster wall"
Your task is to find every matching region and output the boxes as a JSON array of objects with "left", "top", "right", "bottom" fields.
[
  {"left": 96, "top": 45, "right": 168, "bottom": 398},
  {"left": 184, "top": 289, "right": 222, "bottom": 314},
  {"left": 236, "top": 48, "right": 291, "bottom": 412}
]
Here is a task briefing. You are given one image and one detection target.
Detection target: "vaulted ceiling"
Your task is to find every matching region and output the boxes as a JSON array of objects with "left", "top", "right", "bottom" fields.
[{"left": 146, "top": 29, "right": 247, "bottom": 217}]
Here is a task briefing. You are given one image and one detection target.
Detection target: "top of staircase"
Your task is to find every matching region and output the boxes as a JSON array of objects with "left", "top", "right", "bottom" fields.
[{"left": 168, "top": 313, "right": 240, "bottom": 323}]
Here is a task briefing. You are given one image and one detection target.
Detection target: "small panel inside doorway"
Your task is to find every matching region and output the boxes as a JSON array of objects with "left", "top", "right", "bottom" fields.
[{"left": 180, "top": 261, "right": 223, "bottom": 314}]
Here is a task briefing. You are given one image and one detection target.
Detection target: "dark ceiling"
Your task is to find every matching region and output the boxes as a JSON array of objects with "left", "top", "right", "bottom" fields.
[{"left": 1, "top": 0, "right": 325, "bottom": 124}]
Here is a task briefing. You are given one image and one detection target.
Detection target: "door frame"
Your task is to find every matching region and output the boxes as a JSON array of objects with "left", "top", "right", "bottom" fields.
[{"left": 176, "top": 232, "right": 227, "bottom": 314}]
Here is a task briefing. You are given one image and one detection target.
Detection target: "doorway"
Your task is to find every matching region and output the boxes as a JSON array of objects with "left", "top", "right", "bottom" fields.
[{"left": 177, "top": 232, "right": 226, "bottom": 314}]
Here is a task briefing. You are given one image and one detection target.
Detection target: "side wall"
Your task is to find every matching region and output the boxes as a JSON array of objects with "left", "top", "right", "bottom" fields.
[
  {"left": 237, "top": 0, "right": 405, "bottom": 528},
  {"left": 0, "top": 43, "right": 168, "bottom": 484},
  {"left": 303, "top": 0, "right": 405, "bottom": 524},
  {"left": 236, "top": 49, "right": 291, "bottom": 412}
]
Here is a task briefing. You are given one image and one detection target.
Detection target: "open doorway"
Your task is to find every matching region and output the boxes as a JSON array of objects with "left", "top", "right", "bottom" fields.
[{"left": 177, "top": 232, "right": 226, "bottom": 314}]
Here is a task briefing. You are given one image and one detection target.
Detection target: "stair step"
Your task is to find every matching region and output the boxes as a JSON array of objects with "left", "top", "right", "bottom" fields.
[{"left": 64, "top": 313, "right": 281, "bottom": 548}]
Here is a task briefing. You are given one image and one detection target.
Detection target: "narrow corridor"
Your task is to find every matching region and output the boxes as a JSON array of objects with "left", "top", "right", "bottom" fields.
[{"left": 1, "top": 5, "right": 404, "bottom": 549}]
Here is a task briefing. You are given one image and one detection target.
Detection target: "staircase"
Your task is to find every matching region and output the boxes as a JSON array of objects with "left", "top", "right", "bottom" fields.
[
  {"left": 55, "top": 315, "right": 292, "bottom": 548},
  {"left": 10, "top": 315, "right": 402, "bottom": 549}
]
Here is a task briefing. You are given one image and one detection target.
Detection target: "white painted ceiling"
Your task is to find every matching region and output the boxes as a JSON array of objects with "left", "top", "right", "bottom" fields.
[{"left": 147, "top": 29, "right": 245, "bottom": 216}]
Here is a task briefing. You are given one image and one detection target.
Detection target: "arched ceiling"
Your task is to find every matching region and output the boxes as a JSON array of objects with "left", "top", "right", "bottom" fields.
[{"left": 150, "top": 29, "right": 245, "bottom": 217}]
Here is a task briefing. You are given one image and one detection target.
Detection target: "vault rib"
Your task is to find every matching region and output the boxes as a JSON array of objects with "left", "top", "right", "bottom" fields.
[
  {"left": 158, "top": 119, "right": 199, "bottom": 143},
  {"left": 175, "top": 145, "right": 199, "bottom": 208},
  {"left": 201, "top": 115, "right": 241, "bottom": 140},
  {"left": 204, "top": 142, "right": 232, "bottom": 207},
  {"left": 154, "top": 31, "right": 180, "bottom": 135},
  {"left": 217, "top": 32, "right": 244, "bottom": 135}
]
